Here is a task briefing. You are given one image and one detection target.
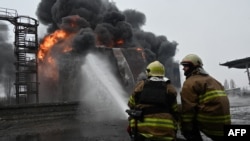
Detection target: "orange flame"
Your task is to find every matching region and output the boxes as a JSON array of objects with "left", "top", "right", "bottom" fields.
[
  {"left": 116, "top": 39, "right": 124, "bottom": 46},
  {"left": 38, "top": 29, "right": 69, "bottom": 61},
  {"left": 38, "top": 29, "right": 72, "bottom": 81}
]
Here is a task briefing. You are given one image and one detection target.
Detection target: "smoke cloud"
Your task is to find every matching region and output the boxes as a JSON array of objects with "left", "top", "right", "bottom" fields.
[
  {"left": 36, "top": 0, "right": 178, "bottom": 57},
  {"left": 35, "top": 0, "right": 180, "bottom": 102}
]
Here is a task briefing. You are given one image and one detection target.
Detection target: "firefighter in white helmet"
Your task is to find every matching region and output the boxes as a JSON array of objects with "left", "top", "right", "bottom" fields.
[
  {"left": 127, "top": 60, "right": 179, "bottom": 141},
  {"left": 180, "top": 54, "right": 231, "bottom": 141}
]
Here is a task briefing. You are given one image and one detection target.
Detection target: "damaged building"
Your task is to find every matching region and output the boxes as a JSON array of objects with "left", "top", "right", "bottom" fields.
[{"left": 0, "top": 0, "right": 181, "bottom": 105}]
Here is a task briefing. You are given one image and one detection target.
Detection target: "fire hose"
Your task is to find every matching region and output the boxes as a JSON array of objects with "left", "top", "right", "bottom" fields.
[{"left": 125, "top": 109, "right": 143, "bottom": 141}]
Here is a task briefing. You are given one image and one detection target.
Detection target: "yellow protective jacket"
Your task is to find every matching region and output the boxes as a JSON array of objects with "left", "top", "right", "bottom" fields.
[
  {"left": 180, "top": 68, "right": 231, "bottom": 137},
  {"left": 128, "top": 77, "right": 179, "bottom": 141}
]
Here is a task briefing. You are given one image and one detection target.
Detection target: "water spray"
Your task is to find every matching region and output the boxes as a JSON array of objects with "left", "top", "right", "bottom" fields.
[{"left": 81, "top": 52, "right": 129, "bottom": 120}]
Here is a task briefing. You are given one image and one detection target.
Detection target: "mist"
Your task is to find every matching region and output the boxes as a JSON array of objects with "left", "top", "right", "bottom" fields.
[
  {"left": 0, "top": 22, "right": 15, "bottom": 98},
  {"left": 80, "top": 52, "right": 129, "bottom": 120}
]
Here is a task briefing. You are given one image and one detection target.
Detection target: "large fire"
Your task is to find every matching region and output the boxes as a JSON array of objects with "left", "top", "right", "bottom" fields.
[
  {"left": 38, "top": 29, "right": 71, "bottom": 61},
  {"left": 38, "top": 29, "right": 72, "bottom": 81}
]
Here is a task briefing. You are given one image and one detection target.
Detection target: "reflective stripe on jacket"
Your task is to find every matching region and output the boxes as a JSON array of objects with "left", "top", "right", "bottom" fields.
[
  {"left": 180, "top": 69, "right": 231, "bottom": 137},
  {"left": 130, "top": 116, "right": 176, "bottom": 140},
  {"left": 128, "top": 77, "right": 179, "bottom": 140}
]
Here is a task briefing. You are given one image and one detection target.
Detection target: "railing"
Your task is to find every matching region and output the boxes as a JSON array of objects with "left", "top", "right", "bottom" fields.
[{"left": 0, "top": 7, "right": 18, "bottom": 18}]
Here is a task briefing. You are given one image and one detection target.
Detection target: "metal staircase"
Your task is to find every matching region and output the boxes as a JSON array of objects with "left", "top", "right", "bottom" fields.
[{"left": 0, "top": 7, "right": 39, "bottom": 104}]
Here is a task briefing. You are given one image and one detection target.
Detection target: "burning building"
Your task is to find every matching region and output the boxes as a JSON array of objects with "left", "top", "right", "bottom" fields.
[
  {"left": 0, "top": 0, "right": 180, "bottom": 104},
  {"left": 35, "top": 0, "right": 181, "bottom": 103}
]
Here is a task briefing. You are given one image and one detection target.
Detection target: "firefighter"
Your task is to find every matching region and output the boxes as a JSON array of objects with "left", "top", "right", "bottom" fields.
[
  {"left": 127, "top": 60, "right": 179, "bottom": 141},
  {"left": 180, "top": 54, "right": 231, "bottom": 141}
]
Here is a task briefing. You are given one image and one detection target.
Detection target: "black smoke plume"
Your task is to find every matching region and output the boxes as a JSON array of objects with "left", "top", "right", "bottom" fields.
[{"left": 36, "top": 0, "right": 180, "bottom": 102}]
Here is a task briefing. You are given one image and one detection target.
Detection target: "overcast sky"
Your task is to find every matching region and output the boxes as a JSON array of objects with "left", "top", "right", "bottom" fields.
[{"left": 1, "top": 0, "right": 250, "bottom": 88}]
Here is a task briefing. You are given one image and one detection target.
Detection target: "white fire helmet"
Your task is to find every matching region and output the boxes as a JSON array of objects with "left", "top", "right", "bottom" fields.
[{"left": 180, "top": 54, "right": 203, "bottom": 67}]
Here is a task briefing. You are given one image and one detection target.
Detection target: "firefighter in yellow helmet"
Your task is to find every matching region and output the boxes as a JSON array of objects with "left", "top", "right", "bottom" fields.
[
  {"left": 180, "top": 54, "right": 231, "bottom": 141},
  {"left": 127, "top": 60, "right": 179, "bottom": 141}
]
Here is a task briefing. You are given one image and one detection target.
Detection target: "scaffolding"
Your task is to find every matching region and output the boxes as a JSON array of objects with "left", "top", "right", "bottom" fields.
[{"left": 0, "top": 7, "right": 39, "bottom": 104}]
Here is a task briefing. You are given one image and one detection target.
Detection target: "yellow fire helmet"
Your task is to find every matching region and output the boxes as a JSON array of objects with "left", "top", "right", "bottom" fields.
[
  {"left": 181, "top": 54, "right": 203, "bottom": 67},
  {"left": 146, "top": 61, "right": 165, "bottom": 77}
]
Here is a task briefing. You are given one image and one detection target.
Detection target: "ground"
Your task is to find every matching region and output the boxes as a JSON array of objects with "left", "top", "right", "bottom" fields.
[
  {"left": 0, "top": 115, "right": 130, "bottom": 141},
  {"left": 0, "top": 97, "right": 250, "bottom": 141}
]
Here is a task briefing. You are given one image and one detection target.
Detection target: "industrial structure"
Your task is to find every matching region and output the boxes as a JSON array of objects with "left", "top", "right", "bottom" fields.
[
  {"left": 220, "top": 57, "right": 250, "bottom": 86},
  {"left": 0, "top": 6, "right": 248, "bottom": 141},
  {"left": 220, "top": 57, "right": 250, "bottom": 97},
  {"left": 0, "top": 7, "right": 181, "bottom": 105},
  {"left": 0, "top": 7, "right": 39, "bottom": 104}
]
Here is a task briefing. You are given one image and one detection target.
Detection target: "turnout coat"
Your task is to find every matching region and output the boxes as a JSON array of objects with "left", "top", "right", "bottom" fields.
[
  {"left": 128, "top": 77, "right": 179, "bottom": 141},
  {"left": 180, "top": 68, "right": 231, "bottom": 137}
]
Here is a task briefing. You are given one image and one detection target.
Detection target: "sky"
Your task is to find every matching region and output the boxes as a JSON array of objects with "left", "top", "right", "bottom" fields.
[{"left": 0, "top": 0, "right": 250, "bottom": 88}]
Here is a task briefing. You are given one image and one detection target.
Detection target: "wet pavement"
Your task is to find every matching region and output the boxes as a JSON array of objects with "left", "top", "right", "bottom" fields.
[{"left": 0, "top": 97, "right": 249, "bottom": 141}]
